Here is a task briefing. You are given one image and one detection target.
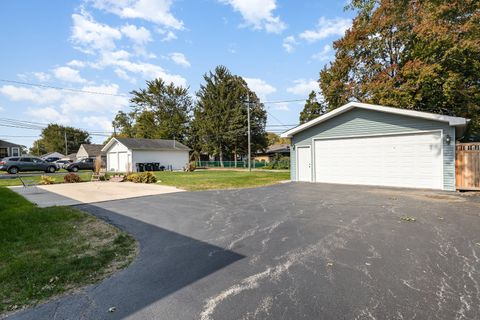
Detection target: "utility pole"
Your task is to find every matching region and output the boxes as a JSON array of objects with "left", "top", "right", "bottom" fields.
[
  {"left": 64, "top": 130, "right": 68, "bottom": 155},
  {"left": 247, "top": 95, "right": 251, "bottom": 172}
]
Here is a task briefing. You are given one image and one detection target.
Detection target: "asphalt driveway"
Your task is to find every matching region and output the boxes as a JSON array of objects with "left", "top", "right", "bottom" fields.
[{"left": 7, "top": 183, "right": 480, "bottom": 320}]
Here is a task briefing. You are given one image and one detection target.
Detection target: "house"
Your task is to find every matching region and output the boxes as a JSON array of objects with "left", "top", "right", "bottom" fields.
[
  {"left": 63, "top": 153, "right": 77, "bottom": 161},
  {"left": 255, "top": 144, "right": 290, "bottom": 163},
  {"left": 76, "top": 144, "right": 105, "bottom": 161},
  {"left": 281, "top": 102, "right": 469, "bottom": 191},
  {"left": 101, "top": 137, "right": 191, "bottom": 172},
  {"left": 0, "top": 140, "right": 23, "bottom": 159},
  {"left": 41, "top": 152, "right": 65, "bottom": 160}
]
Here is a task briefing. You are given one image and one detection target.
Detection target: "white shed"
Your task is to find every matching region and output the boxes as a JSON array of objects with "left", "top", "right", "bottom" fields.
[{"left": 102, "top": 138, "right": 190, "bottom": 172}]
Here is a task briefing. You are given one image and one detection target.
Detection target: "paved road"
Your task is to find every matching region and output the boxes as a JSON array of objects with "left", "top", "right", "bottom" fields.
[{"left": 6, "top": 183, "right": 480, "bottom": 320}]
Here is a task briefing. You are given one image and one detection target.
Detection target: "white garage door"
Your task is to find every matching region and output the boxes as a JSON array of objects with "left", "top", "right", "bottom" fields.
[{"left": 314, "top": 131, "right": 443, "bottom": 189}]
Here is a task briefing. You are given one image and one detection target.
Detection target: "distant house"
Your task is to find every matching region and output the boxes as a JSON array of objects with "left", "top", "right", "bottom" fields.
[
  {"left": 76, "top": 144, "right": 105, "bottom": 160},
  {"left": 102, "top": 138, "right": 190, "bottom": 172},
  {"left": 64, "top": 153, "right": 77, "bottom": 161},
  {"left": 41, "top": 152, "right": 65, "bottom": 160},
  {"left": 254, "top": 144, "right": 290, "bottom": 163},
  {"left": 0, "top": 140, "right": 23, "bottom": 159}
]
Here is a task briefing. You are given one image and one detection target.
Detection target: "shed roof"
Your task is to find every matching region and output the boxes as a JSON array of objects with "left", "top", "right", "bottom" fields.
[
  {"left": 266, "top": 144, "right": 290, "bottom": 154},
  {"left": 102, "top": 138, "right": 190, "bottom": 152},
  {"left": 80, "top": 144, "right": 105, "bottom": 156},
  {"left": 281, "top": 102, "right": 469, "bottom": 138}
]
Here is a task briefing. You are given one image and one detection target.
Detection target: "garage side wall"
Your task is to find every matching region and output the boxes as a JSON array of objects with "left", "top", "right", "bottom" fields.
[
  {"left": 132, "top": 150, "right": 189, "bottom": 171},
  {"left": 290, "top": 108, "right": 456, "bottom": 190}
]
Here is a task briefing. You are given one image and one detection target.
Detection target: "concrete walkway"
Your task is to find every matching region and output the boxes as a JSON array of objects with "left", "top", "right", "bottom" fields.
[{"left": 10, "top": 181, "right": 184, "bottom": 207}]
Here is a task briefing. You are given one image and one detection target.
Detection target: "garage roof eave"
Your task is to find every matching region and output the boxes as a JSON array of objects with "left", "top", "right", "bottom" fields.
[{"left": 280, "top": 102, "right": 469, "bottom": 138}]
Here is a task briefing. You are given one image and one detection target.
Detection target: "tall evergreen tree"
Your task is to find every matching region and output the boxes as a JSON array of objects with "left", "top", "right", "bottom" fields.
[
  {"left": 299, "top": 91, "right": 326, "bottom": 124},
  {"left": 319, "top": 0, "right": 480, "bottom": 140},
  {"left": 192, "top": 66, "right": 267, "bottom": 165}
]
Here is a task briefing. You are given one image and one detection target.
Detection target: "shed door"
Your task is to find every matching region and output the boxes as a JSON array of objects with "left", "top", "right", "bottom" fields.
[
  {"left": 118, "top": 152, "right": 128, "bottom": 172},
  {"left": 297, "top": 146, "right": 312, "bottom": 182},
  {"left": 314, "top": 131, "right": 443, "bottom": 189}
]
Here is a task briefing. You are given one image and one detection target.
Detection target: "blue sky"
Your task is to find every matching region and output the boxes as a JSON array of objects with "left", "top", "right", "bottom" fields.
[{"left": 0, "top": 0, "right": 353, "bottom": 148}]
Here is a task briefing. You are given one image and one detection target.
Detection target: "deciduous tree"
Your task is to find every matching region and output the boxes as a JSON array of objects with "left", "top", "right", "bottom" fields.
[
  {"left": 320, "top": 0, "right": 480, "bottom": 140},
  {"left": 30, "top": 124, "right": 90, "bottom": 155}
]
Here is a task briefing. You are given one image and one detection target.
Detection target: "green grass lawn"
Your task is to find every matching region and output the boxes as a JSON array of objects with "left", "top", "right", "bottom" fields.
[
  {"left": 0, "top": 188, "right": 137, "bottom": 314},
  {"left": 0, "top": 171, "right": 92, "bottom": 187},
  {"left": 154, "top": 170, "right": 290, "bottom": 191}
]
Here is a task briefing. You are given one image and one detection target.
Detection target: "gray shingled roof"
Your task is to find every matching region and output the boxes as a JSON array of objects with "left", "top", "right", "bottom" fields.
[
  {"left": 116, "top": 138, "right": 190, "bottom": 151},
  {"left": 81, "top": 144, "right": 105, "bottom": 156},
  {"left": 0, "top": 139, "right": 23, "bottom": 148},
  {"left": 266, "top": 144, "right": 290, "bottom": 154}
]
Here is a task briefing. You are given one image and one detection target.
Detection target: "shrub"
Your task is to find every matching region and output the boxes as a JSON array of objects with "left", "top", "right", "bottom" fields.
[
  {"left": 185, "top": 161, "right": 196, "bottom": 172},
  {"left": 64, "top": 173, "right": 81, "bottom": 183},
  {"left": 263, "top": 155, "right": 290, "bottom": 170},
  {"left": 99, "top": 173, "right": 110, "bottom": 181},
  {"left": 94, "top": 156, "right": 103, "bottom": 174},
  {"left": 39, "top": 175, "right": 55, "bottom": 185},
  {"left": 126, "top": 172, "right": 157, "bottom": 184}
]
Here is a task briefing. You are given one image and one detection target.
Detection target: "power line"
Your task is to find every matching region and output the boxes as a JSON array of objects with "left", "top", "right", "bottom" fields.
[
  {"left": 0, "top": 79, "right": 129, "bottom": 98},
  {"left": 0, "top": 79, "right": 308, "bottom": 104}
]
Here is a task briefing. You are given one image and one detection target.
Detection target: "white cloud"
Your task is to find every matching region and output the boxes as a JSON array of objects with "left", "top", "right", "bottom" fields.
[
  {"left": 121, "top": 24, "right": 152, "bottom": 45},
  {"left": 67, "top": 60, "right": 86, "bottom": 68},
  {"left": 33, "top": 72, "right": 51, "bottom": 82},
  {"left": 156, "top": 28, "right": 177, "bottom": 41},
  {"left": 25, "top": 107, "right": 71, "bottom": 125},
  {"left": 282, "top": 35, "right": 297, "bottom": 53},
  {"left": 299, "top": 17, "right": 351, "bottom": 43},
  {"left": 82, "top": 115, "right": 114, "bottom": 131},
  {"left": 169, "top": 52, "right": 190, "bottom": 68},
  {"left": 71, "top": 10, "right": 122, "bottom": 53},
  {"left": 92, "top": 0, "right": 184, "bottom": 30},
  {"left": 0, "top": 85, "right": 63, "bottom": 104},
  {"left": 244, "top": 78, "right": 276, "bottom": 100},
  {"left": 112, "top": 60, "right": 187, "bottom": 86},
  {"left": 311, "top": 44, "right": 332, "bottom": 62},
  {"left": 221, "top": 0, "right": 286, "bottom": 34},
  {"left": 59, "top": 84, "right": 129, "bottom": 113},
  {"left": 53, "top": 66, "right": 87, "bottom": 83},
  {"left": 114, "top": 68, "right": 137, "bottom": 83},
  {"left": 0, "top": 106, "right": 4, "bottom": 112},
  {"left": 1, "top": 83, "right": 128, "bottom": 116},
  {"left": 286, "top": 79, "right": 318, "bottom": 96}
]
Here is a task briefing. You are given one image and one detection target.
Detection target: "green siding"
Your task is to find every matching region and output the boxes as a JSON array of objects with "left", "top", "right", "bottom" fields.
[{"left": 290, "top": 108, "right": 456, "bottom": 191}]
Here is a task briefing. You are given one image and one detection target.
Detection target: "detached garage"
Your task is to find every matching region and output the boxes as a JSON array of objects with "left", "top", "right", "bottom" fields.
[
  {"left": 102, "top": 138, "right": 190, "bottom": 172},
  {"left": 281, "top": 102, "right": 469, "bottom": 191}
]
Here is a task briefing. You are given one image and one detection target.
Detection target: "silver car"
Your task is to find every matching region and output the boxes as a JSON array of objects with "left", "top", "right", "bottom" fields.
[{"left": 0, "top": 156, "right": 57, "bottom": 174}]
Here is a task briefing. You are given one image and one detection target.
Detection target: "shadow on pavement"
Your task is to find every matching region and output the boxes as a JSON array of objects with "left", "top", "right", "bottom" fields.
[{"left": 10, "top": 203, "right": 244, "bottom": 320}]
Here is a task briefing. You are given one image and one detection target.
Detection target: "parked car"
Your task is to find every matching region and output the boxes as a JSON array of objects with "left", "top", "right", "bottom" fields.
[
  {"left": 65, "top": 158, "right": 96, "bottom": 172},
  {"left": 44, "top": 156, "right": 61, "bottom": 163},
  {"left": 0, "top": 157, "right": 57, "bottom": 174},
  {"left": 52, "top": 159, "right": 72, "bottom": 170}
]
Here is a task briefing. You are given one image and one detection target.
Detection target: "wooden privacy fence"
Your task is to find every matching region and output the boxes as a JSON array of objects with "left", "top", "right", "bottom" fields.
[{"left": 456, "top": 143, "right": 480, "bottom": 190}]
